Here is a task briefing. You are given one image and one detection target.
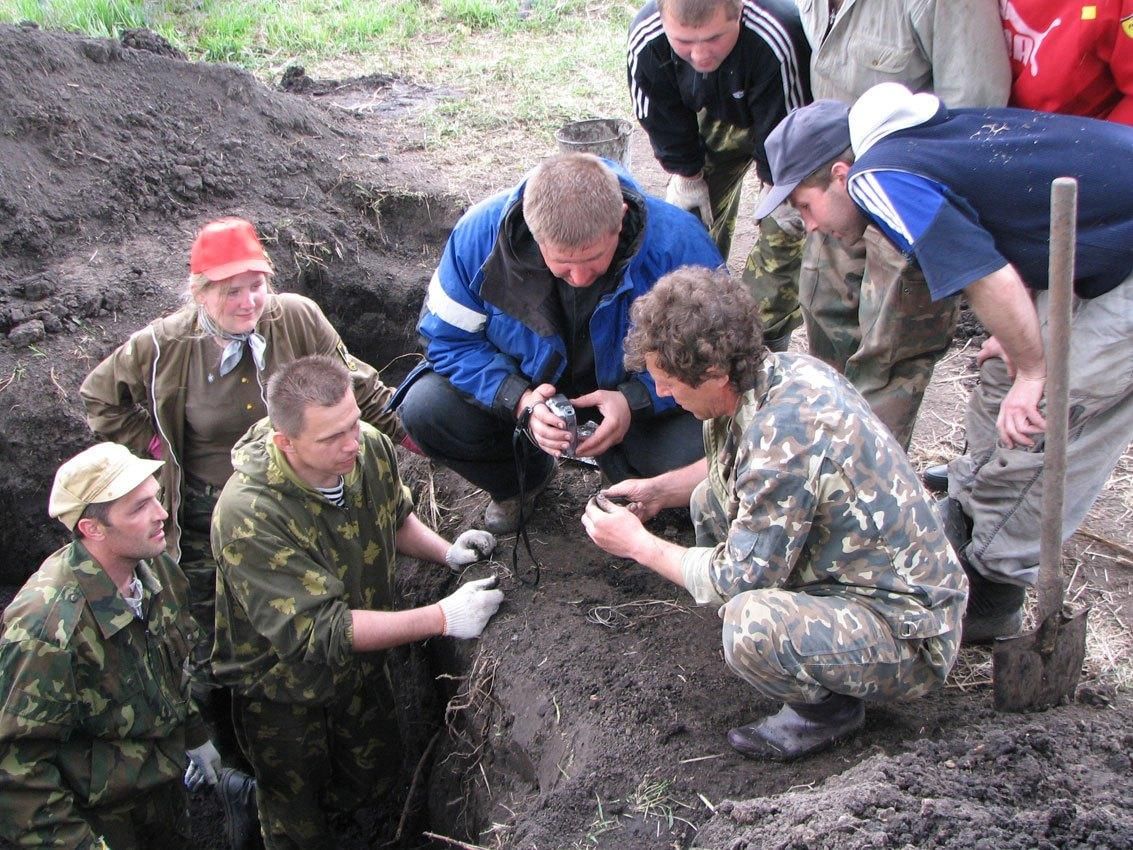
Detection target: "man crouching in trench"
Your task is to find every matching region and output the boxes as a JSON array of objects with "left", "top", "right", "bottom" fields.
[{"left": 583, "top": 266, "right": 967, "bottom": 760}]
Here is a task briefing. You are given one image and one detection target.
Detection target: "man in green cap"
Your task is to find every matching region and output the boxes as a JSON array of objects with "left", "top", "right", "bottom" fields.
[{"left": 0, "top": 443, "right": 221, "bottom": 849}]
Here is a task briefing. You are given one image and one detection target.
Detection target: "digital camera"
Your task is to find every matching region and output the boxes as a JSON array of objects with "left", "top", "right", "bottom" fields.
[
  {"left": 545, "top": 393, "right": 578, "bottom": 454},
  {"left": 544, "top": 394, "right": 596, "bottom": 458}
]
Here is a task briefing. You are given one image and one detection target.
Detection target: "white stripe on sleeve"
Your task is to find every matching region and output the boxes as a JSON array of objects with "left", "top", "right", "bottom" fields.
[
  {"left": 742, "top": 4, "right": 807, "bottom": 112},
  {"left": 850, "top": 173, "right": 915, "bottom": 247},
  {"left": 627, "top": 13, "right": 665, "bottom": 121},
  {"left": 425, "top": 270, "right": 486, "bottom": 333}
]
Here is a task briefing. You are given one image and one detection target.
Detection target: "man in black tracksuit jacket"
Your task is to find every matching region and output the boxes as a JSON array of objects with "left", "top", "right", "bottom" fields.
[{"left": 627, "top": 0, "right": 811, "bottom": 348}]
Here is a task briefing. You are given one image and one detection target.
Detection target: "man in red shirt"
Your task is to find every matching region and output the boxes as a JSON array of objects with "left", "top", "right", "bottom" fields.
[{"left": 1001, "top": 0, "right": 1133, "bottom": 124}]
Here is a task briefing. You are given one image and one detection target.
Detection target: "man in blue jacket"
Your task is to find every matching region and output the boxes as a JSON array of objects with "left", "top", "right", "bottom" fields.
[
  {"left": 756, "top": 84, "right": 1133, "bottom": 642},
  {"left": 398, "top": 153, "right": 723, "bottom": 533}
]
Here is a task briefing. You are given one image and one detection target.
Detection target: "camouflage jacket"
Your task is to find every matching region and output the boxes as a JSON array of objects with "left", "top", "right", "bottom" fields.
[
  {"left": 682, "top": 352, "right": 967, "bottom": 641},
  {"left": 211, "top": 418, "right": 413, "bottom": 704},
  {"left": 0, "top": 545, "right": 207, "bottom": 849}
]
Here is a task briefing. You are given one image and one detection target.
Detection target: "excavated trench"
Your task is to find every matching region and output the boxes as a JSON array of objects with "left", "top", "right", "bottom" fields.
[{"left": 3, "top": 24, "right": 1131, "bottom": 850}]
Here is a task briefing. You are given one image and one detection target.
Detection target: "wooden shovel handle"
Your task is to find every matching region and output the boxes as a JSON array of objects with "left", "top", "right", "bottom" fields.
[{"left": 1037, "top": 178, "right": 1076, "bottom": 621}]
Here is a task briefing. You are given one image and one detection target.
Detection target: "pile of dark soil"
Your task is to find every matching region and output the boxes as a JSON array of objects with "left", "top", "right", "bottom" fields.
[
  {"left": 697, "top": 709, "right": 1133, "bottom": 849},
  {"left": 0, "top": 22, "right": 1128, "bottom": 850}
]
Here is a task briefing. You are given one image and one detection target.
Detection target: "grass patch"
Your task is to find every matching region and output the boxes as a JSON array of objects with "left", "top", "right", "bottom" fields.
[
  {"left": 0, "top": 0, "right": 636, "bottom": 182},
  {"left": 2, "top": 0, "right": 145, "bottom": 37}
]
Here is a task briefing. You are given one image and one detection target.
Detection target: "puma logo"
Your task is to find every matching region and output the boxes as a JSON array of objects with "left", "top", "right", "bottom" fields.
[{"left": 1001, "top": 0, "right": 1062, "bottom": 76}]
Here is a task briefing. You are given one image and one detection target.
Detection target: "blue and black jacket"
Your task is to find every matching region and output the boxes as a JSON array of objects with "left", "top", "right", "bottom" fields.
[{"left": 402, "top": 163, "right": 723, "bottom": 420}]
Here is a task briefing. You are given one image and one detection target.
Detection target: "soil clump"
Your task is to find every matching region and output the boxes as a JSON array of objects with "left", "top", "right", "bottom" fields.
[{"left": 0, "top": 24, "right": 1129, "bottom": 850}]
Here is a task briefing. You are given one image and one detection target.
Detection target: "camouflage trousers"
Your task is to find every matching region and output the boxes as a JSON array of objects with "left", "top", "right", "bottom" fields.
[
  {"left": 692, "top": 480, "right": 958, "bottom": 704},
  {"left": 179, "top": 479, "right": 222, "bottom": 691},
  {"left": 948, "top": 279, "right": 1133, "bottom": 585},
  {"left": 82, "top": 780, "right": 191, "bottom": 850},
  {"left": 799, "top": 228, "right": 959, "bottom": 449},
  {"left": 699, "top": 115, "right": 805, "bottom": 341},
  {"left": 233, "top": 670, "right": 403, "bottom": 850},
  {"left": 179, "top": 482, "right": 249, "bottom": 771}
]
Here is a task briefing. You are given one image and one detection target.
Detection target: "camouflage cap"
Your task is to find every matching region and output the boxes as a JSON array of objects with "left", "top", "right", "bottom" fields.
[{"left": 49, "top": 443, "right": 163, "bottom": 530}]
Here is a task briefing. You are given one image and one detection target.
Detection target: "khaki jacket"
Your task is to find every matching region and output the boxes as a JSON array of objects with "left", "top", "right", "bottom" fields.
[
  {"left": 798, "top": 0, "right": 1011, "bottom": 105},
  {"left": 80, "top": 293, "right": 403, "bottom": 560}
]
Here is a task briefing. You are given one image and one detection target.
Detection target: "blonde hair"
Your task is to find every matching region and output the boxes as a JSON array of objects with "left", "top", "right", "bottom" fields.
[
  {"left": 657, "top": 0, "right": 741, "bottom": 25},
  {"left": 522, "top": 153, "right": 624, "bottom": 248},
  {"left": 185, "top": 264, "right": 275, "bottom": 305},
  {"left": 184, "top": 270, "right": 279, "bottom": 332}
]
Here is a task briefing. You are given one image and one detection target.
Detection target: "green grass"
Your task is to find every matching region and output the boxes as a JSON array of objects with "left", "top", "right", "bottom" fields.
[
  {"left": 2, "top": 0, "right": 146, "bottom": 38},
  {"left": 0, "top": 0, "right": 635, "bottom": 173}
]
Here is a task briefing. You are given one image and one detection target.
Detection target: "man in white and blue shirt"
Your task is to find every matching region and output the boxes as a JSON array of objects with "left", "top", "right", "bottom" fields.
[{"left": 756, "top": 83, "right": 1133, "bottom": 641}]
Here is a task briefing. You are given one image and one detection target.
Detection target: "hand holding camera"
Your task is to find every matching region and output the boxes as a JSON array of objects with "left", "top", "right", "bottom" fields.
[
  {"left": 517, "top": 386, "right": 630, "bottom": 459},
  {"left": 544, "top": 394, "right": 598, "bottom": 458}
]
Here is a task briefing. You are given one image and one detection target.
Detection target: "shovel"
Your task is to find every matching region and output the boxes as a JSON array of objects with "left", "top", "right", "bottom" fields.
[{"left": 992, "top": 177, "right": 1089, "bottom": 712}]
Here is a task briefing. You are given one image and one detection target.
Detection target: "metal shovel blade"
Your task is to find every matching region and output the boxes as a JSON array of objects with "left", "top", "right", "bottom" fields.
[
  {"left": 992, "top": 608, "right": 1088, "bottom": 712},
  {"left": 991, "top": 177, "right": 1089, "bottom": 713}
]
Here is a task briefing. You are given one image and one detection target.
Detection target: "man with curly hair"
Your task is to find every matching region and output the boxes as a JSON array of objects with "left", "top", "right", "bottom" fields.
[{"left": 582, "top": 266, "right": 966, "bottom": 761}]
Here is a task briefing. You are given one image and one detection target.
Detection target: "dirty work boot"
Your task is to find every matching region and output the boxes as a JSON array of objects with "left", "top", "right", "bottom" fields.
[
  {"left": 962, "top": 569, "right": 1025, "bottom": 644},
  {"left": 763, "top": 330, "right": 792, "bottom": 353},
  {"left": 216, "top": 767, "right": 261, "bottom": 850},
  {"left": 483, "top": 467, "right": 555, "bottom": 535},
  {"left": 922, "top": 463, "right": 950, "bottom": 492},
  {"left": 727, "top": 693, "right": 865, "bottom": 761}
]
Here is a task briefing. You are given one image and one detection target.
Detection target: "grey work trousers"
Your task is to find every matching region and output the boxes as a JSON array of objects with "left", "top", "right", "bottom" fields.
[{"left": 948, "top": 277, "right": 1133, "bottom": 585}]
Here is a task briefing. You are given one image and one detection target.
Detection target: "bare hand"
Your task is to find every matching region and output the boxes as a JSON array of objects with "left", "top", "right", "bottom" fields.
[
  {"left": 977, "top": 335, "right": 1015, "bottom": 377},
  {"left": 570, "top": 390, "right": 631, "bottom": 457},
  {"left": 518, "top": 384, "right": 573, "bottom": 457},
  {"left": 581, "top": 495, "right": 649, "bottom": 559},
  {"left": 997, "top": 374, "right": 1046, "bottom": 448},
  {"left": 601, "top": 478, "right": 663, "bottom": 522}
]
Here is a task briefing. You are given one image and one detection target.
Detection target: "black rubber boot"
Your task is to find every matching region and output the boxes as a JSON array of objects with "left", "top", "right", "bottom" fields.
[
  {"left": 962, "top": 568, "right": 1025, "bottom": 644},
  {"left": 763, "top": 330, "right": 792, "bottom": 353},
  {"left": 934, "top": 498, "right": 1025, "bottom": 643},
  {"left": 727, "top": 693, "right": 865, "bottom": 761},
  {"left": 922, "top": 463, "right": 949, "bottom": 492},
  {"left": 216, "top": 767, "right": 262, "bottom": 850}
]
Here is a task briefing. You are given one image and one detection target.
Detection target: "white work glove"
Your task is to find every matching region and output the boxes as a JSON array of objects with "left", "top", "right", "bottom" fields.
[
  {"left": 665, "top": 173, "right": 714, "bottom": 227},
  {"left": 438, "top": 576, "right": 504, "bottom": 639},
  {"left": 184, "top": 740, "right": 222, "bottom": 790},
  {"left": 444, "top": 529, "right": 497, "bottom": 572}
]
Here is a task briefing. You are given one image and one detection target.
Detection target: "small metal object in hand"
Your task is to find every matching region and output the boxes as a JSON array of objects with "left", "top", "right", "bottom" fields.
[{"left": 590, "top": 492, "right": 631, "bottom": 512}]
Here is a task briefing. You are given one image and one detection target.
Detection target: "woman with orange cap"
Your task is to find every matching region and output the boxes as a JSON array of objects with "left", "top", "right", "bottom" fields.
[{"left": 80, "top": 218, "right": 403, "bottom": 791}]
